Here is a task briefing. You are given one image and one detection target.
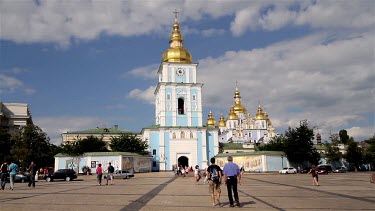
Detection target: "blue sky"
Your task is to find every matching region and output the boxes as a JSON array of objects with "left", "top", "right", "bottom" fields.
[{"left": 1, "top": 0, "right": 374, "bottom": 145}]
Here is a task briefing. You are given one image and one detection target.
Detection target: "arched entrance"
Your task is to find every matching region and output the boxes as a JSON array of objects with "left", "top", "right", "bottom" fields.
[{"left": 178, "top": 156, "right": 189, "bottom": 167}]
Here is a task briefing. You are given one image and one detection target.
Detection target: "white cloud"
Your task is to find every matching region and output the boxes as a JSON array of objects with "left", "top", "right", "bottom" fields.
[
  {"left": 2, "top": 1, "right": 372, "bottom": 46},
  {"left": 201, "top": 28, "right": 226, "bottom": 37},
  {"left": 127, "top": 64, "right": 158, "bottom": 79},
  {"left": 346, "top": 126, "right": 375, "bottom": 141},
  {"left": 34, "top": 116, "right": 108, "bottom": 145},
  {"left": 0, "top": 73, "right": 35, "bottom": 94},
  {"left": 127, "top": 86, "right": 155, "bottom": 104}
]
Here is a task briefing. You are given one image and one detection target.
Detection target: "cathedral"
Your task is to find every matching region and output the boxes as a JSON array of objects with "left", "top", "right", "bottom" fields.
[
  {"left": 141, "top": 15, "right": 219, "bottom": 171},
  {"left": 206, "top": 87, "right": 278, "bottom": 144},
  {"left": 142, "top": 14, "right": 277, "bottom": 171}
]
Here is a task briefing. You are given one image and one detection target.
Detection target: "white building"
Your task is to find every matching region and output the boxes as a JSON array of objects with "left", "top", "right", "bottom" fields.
[
  {"left": 142, "top": 15, "right": 219, "bottom": 171},
  {"left": 208, "top": 87, "right": 278, "bottom": 144},
  {"left": 0, "top": 102, "right": 33, "bottom": 132}
]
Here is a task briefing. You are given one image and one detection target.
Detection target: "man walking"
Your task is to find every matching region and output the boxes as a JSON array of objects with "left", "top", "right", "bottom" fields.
[
  {"left": 27, "top": 161, "right": 37, "bottom": 188},
  {"left": 8, "top": 161, "right": 18, "bottom": 191},
  {"left": 206, "top": 157, "right": 222, "bottom": 207},
  {"left": 1, "top": 162, "right": 8, "bottom": 190},
  {"left": 223, "top": 156, "right": 241, "bottom": 207},
  {"left": 106, "top": 162, "right": 115, "bottom": 185}
]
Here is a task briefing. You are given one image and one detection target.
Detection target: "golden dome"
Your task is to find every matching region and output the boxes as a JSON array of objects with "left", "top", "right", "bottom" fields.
[
  {"left": 232, "top": 87, "right": 247, "bottom": 115},
  {"left": 162, "top": 20, "right": 192, "bottom": 63},
  {"left": 206, "top": 111, "right": 216, "bottom": 127},
  {"left": 264, "top": 111, "right": 272, "bottom": 126},
  {"left": 218, "top": 114, "right": 226, "bottom": 127},
  {"left": 255, "top": 105, "right": 266, "bottom": 120},
  {"left": 227, "top": 107, "right": 239, "bottom": 120}
]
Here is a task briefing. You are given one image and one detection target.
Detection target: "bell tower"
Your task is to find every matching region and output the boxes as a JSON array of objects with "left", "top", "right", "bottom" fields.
[{"left": 155, "top": 12, "right": 203, "bottom": 127}]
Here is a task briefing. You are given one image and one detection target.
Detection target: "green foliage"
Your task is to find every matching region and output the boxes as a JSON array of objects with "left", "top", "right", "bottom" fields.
[
  {"left": 339, "top": 130, "right": 350, "bottom": 145},
  {"left": 283, "top": 120, "right": 320, "bottom": 165},
  {"left": 344, "top": 139, "right": 363, "bottom": 171},
  {"left": 258, "top": 135, "right": 285, "bottom": 151},
  {"left": 60, "top": 136, "right": 108, "bottom": 156},
  {"left": 324, "top": 142, "right": 342, "bottom": 165},
  {"left": 0, "top": 128, "right": 13, "bottom": 162},
  {"left": 363, "top": 135, "right": 375, "bottom": 165},
  {"left": 329, "top": 134, "right": 340, "bottom": 145},
  {"left": 10, "top": 125, "right": 56, "bottom": 168},
  {"left": 110, "top": 133, "right": 148, "bottom": 155}
]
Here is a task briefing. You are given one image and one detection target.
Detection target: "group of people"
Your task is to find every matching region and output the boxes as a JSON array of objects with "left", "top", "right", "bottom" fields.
[
  {"left": 205, "top": 156, "right": 242, "bottom": 207},
  {"left": 0, "top": 161, "right": 39, "bottom": 191},
  {"left": 95, "top": 162, "right": 115, "bottom": 186},
  {"left": 173, "top": 165, "right": 194, "bottom": 177}
]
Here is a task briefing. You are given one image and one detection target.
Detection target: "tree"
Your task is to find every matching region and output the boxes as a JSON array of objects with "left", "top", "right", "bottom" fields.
[
  {"left": 78, "top": 136, "right": 108, "bottom": 153},
  {"left": 344, "top": 139, "right": 363, "bottom": 171},
  {"left": 283, "top": 120, "right": 320, "bottom": 165},
  {"left": 324, "top": 142, "right": 342, "bottom": 168},
  {"left": 329, "top": 134, "right": 340, "bottom": 145},
  {"left": 258, "top": 135, "right": 285, "bottom": 151},
  {"left": 10, "top": 125, "right": 55, "bottom": 169},
  {"left": 339, "top": 130, "right": 350, "bottom": 145},
  {"left": 110, "top": 133, "right": 148, "bottom": 155},
  {"left": 0, "top": 128, "right": 13, "bottom": 162},
  {"left": 363, "top": 135, "right": 375, "bottom": 166}
]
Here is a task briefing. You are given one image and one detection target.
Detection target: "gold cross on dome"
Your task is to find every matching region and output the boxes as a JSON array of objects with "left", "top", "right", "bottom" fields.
[{"left": 173, "top": 9, "right": 179, "bottom": 22}]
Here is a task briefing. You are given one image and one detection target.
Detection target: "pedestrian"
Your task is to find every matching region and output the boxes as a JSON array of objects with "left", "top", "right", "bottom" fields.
[
  {"left": 222, "top": 156, "right": 241, "bottom": 207},
  {"left": 27, "top": 161, "right": 37, "bottom": 188},
  {"left": 106, "top": 162, "right": 115, "bottom": 185},
  {"left": 8, "top": 161, "right": 19, "bottom": 191},
  {"left": 1, "top": 161, "right": 8, "bottom": 190},
  {"left": 308, "top": 165, "right": 319, "bottom": 186},
  {"left": 180, "top": 166, "right": 186, "bottom": 177},
  {"left": 96, "top": 163, "right": 103, "bottom": 185},
  {"left": 203, "top": 167, "right": 208, "bottom": 184},
  {"left": 206, "top": 157, "right": 223, "bottom": 207},
  {"left": 194, "top": 165, "right": 201, "bottom": 184}
]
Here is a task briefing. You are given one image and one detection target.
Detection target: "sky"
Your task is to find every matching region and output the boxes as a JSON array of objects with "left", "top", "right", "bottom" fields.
[{"left": 0, "top": 0, "right": 374, "bottom": 145}]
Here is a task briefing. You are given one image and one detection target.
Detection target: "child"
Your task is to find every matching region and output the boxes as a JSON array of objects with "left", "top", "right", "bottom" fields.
[{"left": 194, "top": 165, "right": 201, "bottom": 184}]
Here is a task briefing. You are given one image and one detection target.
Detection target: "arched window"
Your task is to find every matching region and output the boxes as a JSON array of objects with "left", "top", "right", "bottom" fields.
[
  {"left": 192, "top": 94, "right": 196, "bottom": 101},
  {"left": 181, "top": 131, "right": 185, "bottom": 139},
  {"left": 167, "top": 94, "right": 171, "bottom": 100},
  {"left": 178, "top": 98, "right": 184, "bottom": 114}
]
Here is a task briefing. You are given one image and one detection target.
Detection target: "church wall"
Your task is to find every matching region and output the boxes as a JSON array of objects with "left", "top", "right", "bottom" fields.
[
  {"left": 207, "top": 132, "right": 216, "bottom": 160},
  {"left": 170, "top": 139, "right": 198, "bottom": 168},
  {"left": 168, "top": 67, "right": 172, "bottom": 81},
  {"left": 189, "top": 68, "right": 194, "bottom": 82},
  {"left": 176, "top": 115, "right": 188, "bottom": 126},
  {"left": 164, "top": 131, "right": 171, "bottom": 170},
  {"left": 149, "top": 132, "right": 160, "bottom": 171},
  {"left": 197, "top": 132, "right": 203, "bottom": 168}
]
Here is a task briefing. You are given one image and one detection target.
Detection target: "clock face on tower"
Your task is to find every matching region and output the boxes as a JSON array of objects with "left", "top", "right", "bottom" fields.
[{"left": 176, "top": 68, "right": 185, "bottom": 76}]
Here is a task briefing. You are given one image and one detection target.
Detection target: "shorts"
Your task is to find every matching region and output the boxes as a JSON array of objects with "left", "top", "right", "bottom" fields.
[
  {"left": 107, "top": 173, "right": 113, "bottom": 180},
  {"left": 208, "top": 180, "right": 221, "bottom": 194}
]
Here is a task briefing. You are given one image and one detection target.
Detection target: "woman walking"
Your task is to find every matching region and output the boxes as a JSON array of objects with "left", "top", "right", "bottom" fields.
[
  {"left": 308, "top": 165, "right": 319, "bottom": 186},
  {"left": 96, "top": 164, "right": 103, "bottom": 185}
]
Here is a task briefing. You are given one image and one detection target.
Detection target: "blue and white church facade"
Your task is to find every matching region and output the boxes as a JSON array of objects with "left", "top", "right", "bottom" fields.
[{"left": 142, "top": 16, "right": 219, "bottom": 171}]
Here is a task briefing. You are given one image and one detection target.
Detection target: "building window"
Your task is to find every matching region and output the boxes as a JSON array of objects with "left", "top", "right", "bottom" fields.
[
  {"left": 178, "top": 98, "right": 184, "bottom": 114},
  {"left": 192, "top": 94, "right": 196, "bottom": 101},
  {"left": 181, "top": 131, "right": 185, "bottom": 139},
  {"left": 167, "top": 94, "right": 171, "bottom": 100},
  {"left": 153, "top": 149, "right": 156, "bottom": 155},
  {"left": 153, "top": 161, "right": 157, "bottom": 167}
]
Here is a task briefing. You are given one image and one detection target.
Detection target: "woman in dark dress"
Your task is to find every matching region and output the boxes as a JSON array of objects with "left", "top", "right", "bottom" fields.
[{"left": 308, "top": 165, "right": 319, "bottom": 186}]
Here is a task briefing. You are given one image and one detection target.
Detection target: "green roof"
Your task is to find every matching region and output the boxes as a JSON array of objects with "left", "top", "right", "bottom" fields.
[
  {"left": 64, "top": 127, "right": 139, "bottom": 134},
  {"left": 215, "top": 151, "right": 285, "bottom": 157},
  {"left": 55, "top": 151, "right": 150, "bottom": 157},
  {"left": 222, "top": 143, "right": 244, "bottom": 149}
]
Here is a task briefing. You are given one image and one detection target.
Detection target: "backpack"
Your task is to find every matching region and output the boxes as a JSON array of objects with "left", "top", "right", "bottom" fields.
[
  {"left": 210, "top": 166, "right": 219, "bottom": 182},
  {"left": 108, "top": 165, "right": 114, "bottom": 173}
]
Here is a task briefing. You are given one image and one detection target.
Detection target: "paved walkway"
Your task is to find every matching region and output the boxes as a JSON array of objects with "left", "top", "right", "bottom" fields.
[{"left": 0, "top": 172, "right": 374, "bottom": 211}]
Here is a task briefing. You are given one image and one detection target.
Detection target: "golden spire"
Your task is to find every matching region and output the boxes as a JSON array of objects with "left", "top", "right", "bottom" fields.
[
  {"left": 218, "top": 114, "right": 226, "bottom": 127},
  {"left": 162, "top": 10, "right": 192, "bottom": 63},
  {"left": 264, "top": 111, "right": 272, "bottom": 126},
  {"left": 255, "top": 105, "right": 266, "bottom": 120},
  {"left": 232, "top": 83, "right": 248, "bottom": 115},
  {"left": 227, "top": 107, "right": 239, "bottom": 120},
  {"left": 206, "top": 111, "right": 216, "bottom": 127}
]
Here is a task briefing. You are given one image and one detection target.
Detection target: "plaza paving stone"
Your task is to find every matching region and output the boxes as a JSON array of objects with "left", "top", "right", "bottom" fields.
[{"left": 0, "top": 172, "right": 374, "bottom": 211}]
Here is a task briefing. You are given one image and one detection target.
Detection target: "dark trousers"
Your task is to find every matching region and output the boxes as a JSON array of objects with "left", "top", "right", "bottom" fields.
[
  {"left": 226, "top": 176, "right": 239, "bottom": 205},
  {"left": 1, "top": 173, "right": 7, "bottom": 189},
  {"left": 28, "top": 174, "right": 36, "bottom": 187},
  {"left": 97, "top": 174, "right": 102, "bottom": 184}
]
